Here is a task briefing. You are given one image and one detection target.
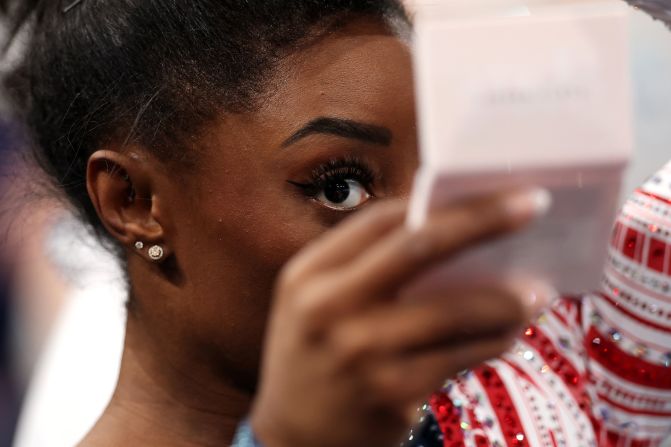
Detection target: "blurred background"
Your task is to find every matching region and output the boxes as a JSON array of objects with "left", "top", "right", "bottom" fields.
[
  {"left": 0, "top": 4, "right": 670, "bottom": 447},
  {"left": 628, "top": 7, "right": 671, "bottom": 194}
]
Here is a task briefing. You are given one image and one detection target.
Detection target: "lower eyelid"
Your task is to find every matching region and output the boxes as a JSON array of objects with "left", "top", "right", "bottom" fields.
[{"left": 317, "top": 202, "right": 368, "bottom": 213}]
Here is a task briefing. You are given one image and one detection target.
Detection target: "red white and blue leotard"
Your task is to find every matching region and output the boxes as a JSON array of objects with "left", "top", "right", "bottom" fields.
[{"left": 419, "top": 162, "right": 671, "bottom": 447}]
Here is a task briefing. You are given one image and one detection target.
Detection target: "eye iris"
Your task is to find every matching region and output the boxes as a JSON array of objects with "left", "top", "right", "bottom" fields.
[{"left": 324, "top": 180, "right": 351, "bottom": 204}]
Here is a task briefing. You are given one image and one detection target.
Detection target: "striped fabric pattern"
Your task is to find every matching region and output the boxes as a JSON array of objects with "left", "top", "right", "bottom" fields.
[{"left": 427, "top": 161, "right": 671, "bottom": 447}]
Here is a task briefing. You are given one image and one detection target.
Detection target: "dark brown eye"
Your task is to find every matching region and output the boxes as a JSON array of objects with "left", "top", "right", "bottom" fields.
[{"left": 316, "top": 179, "right": 371, "bottom": 210}]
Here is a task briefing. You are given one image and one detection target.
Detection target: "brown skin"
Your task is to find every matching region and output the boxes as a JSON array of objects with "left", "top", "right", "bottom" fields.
[{"left": 79, "top": 19, "right": 551, "bottom": 447}]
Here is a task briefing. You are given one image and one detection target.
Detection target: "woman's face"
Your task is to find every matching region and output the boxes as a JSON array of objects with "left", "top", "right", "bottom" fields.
[{"left": 131, "top": 19, "right": 417, "bottom": 388}]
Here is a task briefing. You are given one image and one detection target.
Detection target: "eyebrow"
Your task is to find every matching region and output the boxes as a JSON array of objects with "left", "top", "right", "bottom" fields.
[{"left": 281, "top": 117, "right": 393, "bottom": 148}]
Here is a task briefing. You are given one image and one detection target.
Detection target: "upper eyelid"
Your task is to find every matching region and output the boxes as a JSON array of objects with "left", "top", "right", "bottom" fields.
[
  {"left": 288, "top": 168, "right": 376, "bottom": 197},
  {"left": 309, "top": 158, "right": 378, "bottom": 181},
  {"left": 313, "top": 166, "right": 373, "bottom": 180},
  {"left": 307, "top": 168, "right": 377, "bottom": 194}
]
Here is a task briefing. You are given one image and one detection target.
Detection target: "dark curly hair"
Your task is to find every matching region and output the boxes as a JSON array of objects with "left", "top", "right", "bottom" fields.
[
  {"left": 625, "top": 0, "right": 671, "bottom": 27},
  {"left": 0, "top": 0, "right": 410, "bottom": 246}
]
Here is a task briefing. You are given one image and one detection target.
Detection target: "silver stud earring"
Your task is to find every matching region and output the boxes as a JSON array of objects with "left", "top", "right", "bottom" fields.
[
  {"left": 134, "top": 241, "right": 144, "bottom": 250},
  {"left": 148, "top": 245, "right": 165, "bottom": 261}
]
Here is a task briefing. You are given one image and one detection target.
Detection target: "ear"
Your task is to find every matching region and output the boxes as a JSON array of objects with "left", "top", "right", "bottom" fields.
[{"left": 87, "top": 150, "right": 166, "bottom": 258}]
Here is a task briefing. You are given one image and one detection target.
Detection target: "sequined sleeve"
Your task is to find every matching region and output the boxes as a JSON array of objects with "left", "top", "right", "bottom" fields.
[
  {"left": 584, "top": 164, "right": 671, "bottom": 444},
  {"left": 427, "top": 161, "right": 671, "bottom": 446}
]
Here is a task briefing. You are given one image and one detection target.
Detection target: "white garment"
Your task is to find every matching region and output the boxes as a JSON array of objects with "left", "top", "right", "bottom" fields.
[{"left": 12, "top": 217, "right": 126, "bottom": 447}]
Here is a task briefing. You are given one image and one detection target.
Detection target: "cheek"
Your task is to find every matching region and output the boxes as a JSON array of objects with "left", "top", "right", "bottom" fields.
[
  {"left": 160, "top": 184, "right": 330, "bottom": 380},
  {"left": 227, "top": 206, "right": 319, "bottom": 270},
  {"left": 187, "top": 182, "right": 329, "bottom": 284}
]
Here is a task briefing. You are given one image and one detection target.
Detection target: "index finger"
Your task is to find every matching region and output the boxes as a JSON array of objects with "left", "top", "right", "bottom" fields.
[
  {"left": 317, "top": 188, "right": 551, "bottom": 317},
  {"left": 279, "top": 199, "right": 407, "bottom": 289}
]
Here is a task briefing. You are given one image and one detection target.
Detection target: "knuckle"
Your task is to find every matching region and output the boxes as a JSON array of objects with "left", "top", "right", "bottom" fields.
[
  {"left": 331, "top": 328, "right": 375, "bottom": 366},
  {"left": 407, "top": 205, "right": 502, "bottom": 261},
  {"left": 363, "top": 367, "right": 408, "bottom": 405},
  {"left": 373, "top": 370, "right": 405, "bottom": 398},
  {"left": 489, "top": 285, "right": 519, "bottom": 305},
  {"left": 493, "top": 336, "right": 517, "bottom": 357},
  {"left": 503, "top": 332, "right": 519, "bottom": 348},
  {"left": 497, "top": 289, "right": 528, "bottom": 321},
  {"left": 425, "top": 299, "right": 460, "bottom": 331},
  {"left": 442, "top": 311, "right": 465, "bottom": 335},
  {"left": 481, "top": 290, "right": 526, "bottom": 328},
  {"left": 340, "top": 200, "right": 404, "bottom": 239},
  {"left": 401, "top": 229, "right": 434, "bottom": 262},
  {"left": 368, "top": 199, "right": 407, "bottom": 221},
  {"left": 276, "top": 261, "right": 304, "bottom": 293},
  {"left": 291, "top": 291, "right": 327, "bottom": 327},
  {"left": 487, "top": 331, "right": 518, "bottom": 354},
  {"left": 465, "top": 205, "right": 503, "bottom": 236},
  {"left": 426, "top": 208, "right": 483, "bottom": 252},
  {"left": 460, "top": 198, "right": 510, "bottom": 238}
]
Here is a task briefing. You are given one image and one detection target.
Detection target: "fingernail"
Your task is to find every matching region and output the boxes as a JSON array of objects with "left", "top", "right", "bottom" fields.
[
  {"left": 524, "top": 280, "right": 558, "bottom": 315},
  {"left": 506, "top": 188, "right": 553, "bottom": 219},
  {"left": 531, "top": 188, "right": 553, "bottom": 217},
  {"left": 508, "top": 278, "right": 558, "bottom": 316}
]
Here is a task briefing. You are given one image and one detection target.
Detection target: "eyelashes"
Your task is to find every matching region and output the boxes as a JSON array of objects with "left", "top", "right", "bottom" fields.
[{"left": 288, "top": 156, "right": 378, "bottom": 197}]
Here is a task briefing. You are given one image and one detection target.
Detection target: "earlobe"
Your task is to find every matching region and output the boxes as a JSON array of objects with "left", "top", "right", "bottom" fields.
[
  {"left": 147, "top": 245, "right": 165, "bottom": 261},
  {"left": 133, "top": 241, "right": 166, "bottom": 262},
  {"left": 87, "top": 150, "right": 166, "bottom": 255}
]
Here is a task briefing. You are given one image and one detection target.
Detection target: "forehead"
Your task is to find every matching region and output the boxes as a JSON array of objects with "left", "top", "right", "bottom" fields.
[
  {"left": 257, "top": 19, "right": 415, "bottom": 139},
  {"left": 188, "top": 19, "right": 416, "bottom": 175}
]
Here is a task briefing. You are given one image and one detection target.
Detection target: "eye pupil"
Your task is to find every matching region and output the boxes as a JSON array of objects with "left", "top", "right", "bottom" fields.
[{"left": 324, "top": 180, "right": 351, "bottom": 204}]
